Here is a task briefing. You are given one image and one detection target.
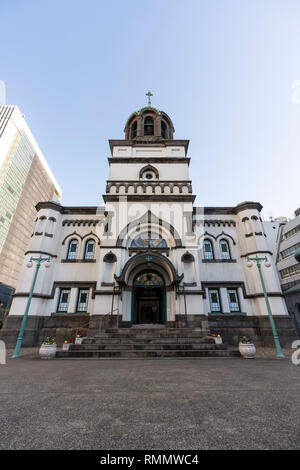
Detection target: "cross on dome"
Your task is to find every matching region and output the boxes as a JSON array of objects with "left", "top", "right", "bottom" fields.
[{"left": 146, "top": 91, "right": 153, "bottom": 106}]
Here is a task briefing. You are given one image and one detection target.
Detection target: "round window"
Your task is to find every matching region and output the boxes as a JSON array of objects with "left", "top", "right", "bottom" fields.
[{"left": 145, "top": 173, "right": 153, "bottom": 179}]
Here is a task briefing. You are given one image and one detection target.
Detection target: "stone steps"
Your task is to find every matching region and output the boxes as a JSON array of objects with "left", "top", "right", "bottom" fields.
[
  {"left": 84, "top": 337, "right": 215, "bottom": 345},
  {"left": 97, "top": 327, "right": 204, "bottom": 335},
  {"left": 56, "top": 327, "right": 240, "bottom": 359},
  {"left": 56, "top": 349, "right": 241, "bottom": 359},
  {"left": 68, "top": 343, "right": 226, "bottom": 351}
]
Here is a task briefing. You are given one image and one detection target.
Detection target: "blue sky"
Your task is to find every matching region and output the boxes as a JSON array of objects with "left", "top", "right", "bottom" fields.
[{"left": 2, "top": 0, "right": 300, "bottom": 219}]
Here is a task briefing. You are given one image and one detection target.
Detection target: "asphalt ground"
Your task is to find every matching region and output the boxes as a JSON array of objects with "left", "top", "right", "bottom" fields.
[{"left": 0, "top": 354, "right": 299, "bottom": 450}]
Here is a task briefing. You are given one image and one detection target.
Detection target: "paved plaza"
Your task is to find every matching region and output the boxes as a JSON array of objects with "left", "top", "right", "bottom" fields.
[{"left": 0, "top": 353, "right": 299, "bottom": 450}]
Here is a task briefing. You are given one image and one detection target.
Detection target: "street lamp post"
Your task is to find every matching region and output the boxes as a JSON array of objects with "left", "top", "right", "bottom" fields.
[
  {"left": 247, "top": 255, "right": 285, "bottom": 358},
  {"left": 12, "top": 255, "right": 50, "bottom": 358}
]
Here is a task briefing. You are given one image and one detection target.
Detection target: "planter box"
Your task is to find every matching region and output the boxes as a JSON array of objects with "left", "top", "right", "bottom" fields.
[
  {"left": 239, "top": 343, "right": 256, "bottom": 359},
  {"left": 62, "top": 343, "right": 72, "bottom": 351},
  {"left": 39, "top": 343, "right": 57, "bottom": 359},
  {"left": 75, "top": 337, "right": 86, "bottom": 345}
]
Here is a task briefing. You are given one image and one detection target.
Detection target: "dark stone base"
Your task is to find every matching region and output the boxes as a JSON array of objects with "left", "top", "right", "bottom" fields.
[
  {"left": 0, "top": 314, "right": 91, "bottom": 347},
  {"left": 208, "top": 314, "right": 296, "bottom": 347},
  {"left": 175, "top": 314, "right": 208, "bottom": 330},
  {"left": 87, "top": 315, "right": 123, "bottom": 336},
  {"left": 41, "top": 314, "right": 90, "bottom": 346},
  {"left": 0, "top": 313, "right": 296, "bottom": 349},
  {"left": 0, "top": 316, "right": 44, "bottom": 347}
]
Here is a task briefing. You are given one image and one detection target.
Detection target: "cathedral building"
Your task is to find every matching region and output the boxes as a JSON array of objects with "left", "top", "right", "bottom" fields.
[{"left": 1, "top": 99, "right": 295, "bottom": 349}]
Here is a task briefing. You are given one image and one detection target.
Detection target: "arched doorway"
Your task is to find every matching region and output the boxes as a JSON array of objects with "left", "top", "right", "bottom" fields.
[{"left": 131, "top": 271, "right": 166, "bottom": 324}]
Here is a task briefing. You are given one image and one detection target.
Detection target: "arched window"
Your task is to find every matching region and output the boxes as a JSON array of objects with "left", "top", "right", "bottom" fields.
[
  {"left": 139, "top": 164, "right": 159, "bottom": 180},
  {"left": 203, "top": 239, "right": 214, "bottom": 260},
  {"left": 144, "top": 116, "right": 154, "bottom": 136},
  {"left": 134, "top": 272, "right": 164, "bottom": 287},
  {"left": 242, "top": 217, "right": 252, "bottom": 235},
  {"left": 131, "top": 120, "right": 137, "bottom": 139},
  {"left": 67, "top": 239, "right": 78, "bottom": 260},
  {"left": 131, "top": 232, "right": 167, "bottom": 248},
  {"left": 84, "top": 239, "right": 95, "bottom": 260},
  {"left": 219, "top": 239, "right": 231, "bottom": 260},
  {"left": 161, "top": 121, "right": 168, "bottom": 139}
]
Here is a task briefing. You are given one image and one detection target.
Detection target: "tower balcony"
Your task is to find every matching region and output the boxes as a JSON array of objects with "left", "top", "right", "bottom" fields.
[{"left": 105, "top": 180, "right": 193, "bottom": 196}]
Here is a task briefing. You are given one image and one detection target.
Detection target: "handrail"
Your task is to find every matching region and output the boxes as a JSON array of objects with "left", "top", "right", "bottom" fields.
[
  {"left": 73, "top": 307, "right": 120, "bottom": 340},
  {"left": 98, "top": 308, "right": 119, "bottom": 331}
]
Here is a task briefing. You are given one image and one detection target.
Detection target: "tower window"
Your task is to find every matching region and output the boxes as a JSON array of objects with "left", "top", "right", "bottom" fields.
[
  {"left": 161, "top": 121, "right": 167, "bottom": 139},
  {"left": 131, "top": 121, "right": 137, "bottom": 139},
  {"left": 140, "top": 164, "right": 159, "bottom": 180},
  {"left": 144, "top": 116, "right": 154, "bottom": 136}
]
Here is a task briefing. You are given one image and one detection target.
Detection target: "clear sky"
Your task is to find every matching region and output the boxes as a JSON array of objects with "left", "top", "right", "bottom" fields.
[{"left": 1, "top": 0, "right": 300, "bottom": 220}]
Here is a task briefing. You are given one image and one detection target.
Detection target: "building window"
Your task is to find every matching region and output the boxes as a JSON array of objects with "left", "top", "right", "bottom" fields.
[
  {"left": 131, "top": 120, "right": 137, "bottom": 139},
  {"left": 130, "top": 232, "right": 167, "bottom": 248},
  {"left": 139, "top": 164, "right": 159, "bottom": 180},
  {"left": 280, "top": 264, "right": 300, "bottom": 280},
  {"left": 203, "top": 240, "right": 214, "bottom": 260},
  {"left": 67, "top": 239, "right": 78, "bottom": 260},
  {"left": 280, "top": 242, "right": 300, "bottom": 260},
  {"left": 84, "top": 239, "right": 95, "bottom": 260},
  {"left": 144, "top": 116, "right": 154, "bottom": 136},
  {"left": 281, "top": 224, "right": 300, "bottom": 241},
  {"left": 77, "top": 289, "right": 89, "bottom": 312},
  {"left": 57, "top": 289, "right": 70, "bottom": 312},
  {"left": 208, "top": 289, "right": 222, "bottom": 312},
  {"left": 161, "top": 120, "right": 168, "bottom": 139},
  {"left": 227, "top": 289, "right": 240, "bottom": 312},
  {"left": 219, "top": 239, "right": 231, "bottom": 259}
]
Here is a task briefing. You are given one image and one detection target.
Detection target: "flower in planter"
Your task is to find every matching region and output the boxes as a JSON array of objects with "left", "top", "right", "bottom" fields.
[
  {"left": 76, "top": 333, "right": 87, "bottom": 338},
  {"left": 43, "top": 337, "right": 56, "bottom": 345},
  {"left": 240, "top": 336, "right": 252, "bottom": 344},
  {"left": 64, "top": 339, "right": 73, "bottom": 344}
]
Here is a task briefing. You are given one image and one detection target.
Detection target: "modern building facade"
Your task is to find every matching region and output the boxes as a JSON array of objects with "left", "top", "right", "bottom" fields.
[
  {"left": 1, "top": 103, "right": 295, "bottom": 348},
  {"left": 274, "top": 209, "right": 300, "bottom": 336},
  {"left": 0, "top": 105, "right": 62, "bottom": 300}
]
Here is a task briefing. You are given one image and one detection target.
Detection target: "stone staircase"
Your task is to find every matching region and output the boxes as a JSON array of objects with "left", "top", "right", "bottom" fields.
[{"left": 56, "top": 326, "right": 241, "bottom": 359}]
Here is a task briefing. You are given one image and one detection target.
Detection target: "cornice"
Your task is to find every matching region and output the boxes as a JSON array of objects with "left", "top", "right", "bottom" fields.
[
  {"left": 202, "top": 202, "right": 263, "bottom": 215},
  {"left": 108, "top": 157, "right": 191, "bottom": 165},
  {"left": 103, "top": 194, "right": 196, "bottom": 203},
  {"left": 109, "top": 139, "right": 189, "bottom": 154},
  {"left": 36, "top": 202, "right": 105, "bottom": 215}
]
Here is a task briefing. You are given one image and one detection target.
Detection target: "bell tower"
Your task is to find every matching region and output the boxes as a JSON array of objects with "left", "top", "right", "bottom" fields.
[
  {"left": 105, "top": 94, "right": 194, "bottom": 207},
  {"left": 123, "top": 97, "right": 175, "bottom": 141}
]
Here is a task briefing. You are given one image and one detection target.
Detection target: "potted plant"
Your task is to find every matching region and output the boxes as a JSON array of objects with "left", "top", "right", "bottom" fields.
[
  {"left": 39, "top": 337, "right": 57, "bottom": 359},
  {"left": 75, "top": 332, "right": 86, "bottom": 345},
  {"left": 209, "top": 333, "right": 223, "bottom": 344},
  {"left": 239, "top": 336, "right": 256, "bottom": 359},
  {"left": 62, "top": 339, "right": 73, "bottom": 351}
]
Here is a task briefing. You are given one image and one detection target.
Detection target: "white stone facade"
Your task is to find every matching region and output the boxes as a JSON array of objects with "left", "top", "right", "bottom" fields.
[{"left": 8, "top": 105, "right": 289, "bottom": 330}]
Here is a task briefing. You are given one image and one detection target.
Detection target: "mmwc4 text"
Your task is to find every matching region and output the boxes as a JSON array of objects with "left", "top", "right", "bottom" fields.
[{"left": 145, "top": 454, "right": 199, "bottom": 465}]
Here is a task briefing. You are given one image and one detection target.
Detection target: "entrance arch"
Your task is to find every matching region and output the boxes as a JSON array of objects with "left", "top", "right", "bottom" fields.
[
  {"left": 115, "top": 250, "right": 183, "bottom": 325},
  {"left": 131, "top": 271, "right": 166, "bottom": 324}
]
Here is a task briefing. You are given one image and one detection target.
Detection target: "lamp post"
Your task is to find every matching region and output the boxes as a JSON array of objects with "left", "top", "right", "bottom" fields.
[
  {"left": 12, "top": 255, "right": 51, "bottom": 358},
  {"left": 247, "top": 255, "right": 285, "bottom": 358}
]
